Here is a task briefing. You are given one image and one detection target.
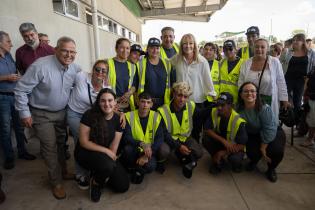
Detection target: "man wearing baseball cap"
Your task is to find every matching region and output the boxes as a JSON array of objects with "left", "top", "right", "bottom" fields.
[
  {"left": 128, "top": 44, "right": 145, "bottom": 64},
  {"left": 237, "top": 26, "right": 260, "bottom": 60},
  {"left": 137, "top": 37, "right": 175, "bottom": 110},
  {"left": 202, "top": 92, "right": 248, "bottom": 174},
  {"left": 217, "top": 40, "right": 243, "bottom": 104}
]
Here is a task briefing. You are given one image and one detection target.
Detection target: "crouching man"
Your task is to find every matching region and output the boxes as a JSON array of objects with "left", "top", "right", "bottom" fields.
[
  {"left": 202, "top": 92, "right": 248, "bottom": 174},
  {"left": 122, "top": 92, "right": 165, "bottom": 184},
  {"left": 158, "top": 82, "right": 204, "bottom": 179}
]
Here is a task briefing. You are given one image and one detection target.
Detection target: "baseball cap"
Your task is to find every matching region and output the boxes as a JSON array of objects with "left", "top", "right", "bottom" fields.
[
  {"left": 246, "top": 26, "right": 260, "bottom": 35},
  {"left": 147, "top": 37, "right": 161, "bottom": 47},
  {"left": 130, "top": 44, "right": 145, "bottom": 55},
  {"left": 217, "top": 92, "right": 233, "bottom": 106},
  {"left": 223, "top": 40, "right": 236, "bottom": 49}
]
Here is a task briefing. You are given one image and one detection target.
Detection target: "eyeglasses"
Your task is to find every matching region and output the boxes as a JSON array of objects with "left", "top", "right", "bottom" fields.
[
  {"left": 242, "top": 89, "right": 257, "bottom": 94},
  {"left": 59, "top": 49, "right": 77, "bottom": 55},
  {"left": 94, "top": 66, "right": 107, "bottom": 73}
]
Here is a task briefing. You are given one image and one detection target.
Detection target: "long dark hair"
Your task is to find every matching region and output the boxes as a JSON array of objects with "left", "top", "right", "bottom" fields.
[
  {"left": 88, "top": 88, "right": 117, "bottom": 146},
  {"left": 237, "top": 82, "right": 263, "bottom": 112}
]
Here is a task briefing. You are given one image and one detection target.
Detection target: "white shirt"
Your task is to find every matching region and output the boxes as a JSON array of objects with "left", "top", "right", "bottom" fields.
[
  {"left": 171, "top": 54, "right": 216, "bottom": 103},
  {"left": 245, "top": 68, "right": 272, "bottom": 96}
]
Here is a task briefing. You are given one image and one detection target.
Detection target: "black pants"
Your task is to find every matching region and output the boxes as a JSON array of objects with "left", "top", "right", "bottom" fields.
[
  {"left": 74, "top": 144, "right": 129, "bottom": 193},
  {"left": 202, "top": 136, "right": 244, "bottom": 166},
  {"left": 246, "top": 128, "right": 286, "bottom": 170},
  {"left": 286, "top": 77, "right": 305, "bottom": 114}
]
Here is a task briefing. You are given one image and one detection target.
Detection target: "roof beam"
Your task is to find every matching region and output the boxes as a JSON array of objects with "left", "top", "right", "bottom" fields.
[{"left": 140, "top": 3, "right": 220, "bottom": 17}]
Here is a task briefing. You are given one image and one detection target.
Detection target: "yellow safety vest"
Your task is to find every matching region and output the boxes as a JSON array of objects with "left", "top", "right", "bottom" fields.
[
  {"left": 158, "top": 101, "right": 196, "bottom": 142},
  {"left": 137, "top": 57, "right": 172, "bottom": 105},
  {"left": 211, "top": 108, "right": 246, "bottom": 143},
  {"left": 241, "top": 46, "right": 250, "bottom": 60},
  {"left": 160, "top": 44, "right": 179, "bottom": 60},
  {"left": 207, "top": 59, "right": 220, "bottom": 102},
  {"left": 108, "top": 58, "right": 136, "bottom": 110},
  {"left": 219, "top": 58, "right": 243, "bottom": 104},
  {"left": 126, "top": 110, "right": 161, "bottom": 145}
]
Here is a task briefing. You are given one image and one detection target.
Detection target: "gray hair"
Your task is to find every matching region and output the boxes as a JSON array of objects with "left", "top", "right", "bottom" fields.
[
  {"left": 0, "top": 31, "right": 9, "bottom": 42},
  {"left": 19, "top": 22, "right": 37, "bottom": 34},
  {"left": 56, "top": 36, "right": 76, "bottom": 48}
]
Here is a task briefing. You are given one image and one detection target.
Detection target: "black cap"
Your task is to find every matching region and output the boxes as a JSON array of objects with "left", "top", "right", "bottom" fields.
[
  {"left": 217, "top": 92, "right": 233, "bottom": 105},
  {"left": 246, "top": 26, "right": 260, "bottom": 35},
  {"left": 130, "top": 44, "right": 145, "bottom": 55},
  {"left": 147, "top": 37, "right": 161, "bottom": 47},
  {"left": 223, "top": 40, "right": 236, "bottom": 49}
]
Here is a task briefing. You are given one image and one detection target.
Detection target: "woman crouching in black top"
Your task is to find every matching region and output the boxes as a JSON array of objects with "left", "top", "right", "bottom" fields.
[{"left": 75, "top": 88, "right": 129, "bottom": 202}]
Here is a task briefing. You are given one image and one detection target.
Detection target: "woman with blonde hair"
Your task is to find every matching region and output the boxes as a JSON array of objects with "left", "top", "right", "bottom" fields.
[
  {"left": 170, "top": 34, "right": 216, "bottom": 140},
  {"left": 239, "top": 38, "right": 289, "bottom": 123}
]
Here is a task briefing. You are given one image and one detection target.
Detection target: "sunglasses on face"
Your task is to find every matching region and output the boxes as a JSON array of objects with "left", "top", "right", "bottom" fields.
[{"left": 94, "top": 66, "right": 108, "bottom": 73}]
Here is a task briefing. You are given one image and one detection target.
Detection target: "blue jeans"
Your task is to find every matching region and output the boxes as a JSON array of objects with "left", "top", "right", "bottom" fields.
[
  {"left": 0, "top": 94, "right": 27, "bottom": 159},
  {"left": 67, "top": 107, "right": 88, "bottom": 177}
]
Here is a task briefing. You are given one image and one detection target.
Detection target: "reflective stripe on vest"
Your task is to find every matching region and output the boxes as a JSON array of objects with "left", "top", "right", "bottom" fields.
[
  {"left": 158, "top": 101, "right": 195, "bottom": 142},
  {"left": 108, "top": 58, "right": 136, "bottom": 110},
  {"left": 219, "top": 58, "right": 243, "bottom": 104},
  {"left": 211, "top": 108, "right": 246, "bottom": 142},
  {"left": 138, "top": 57, "right": 171, "bottom": 104},
  {"left": 126, "top": 110, "right": 161, "bottom": 144},
  {"left": 160, "top": 44, "right": 179, "bottom": 60},
  {"left": 241, "top": 46, "right": 250, "bottom": 60}
]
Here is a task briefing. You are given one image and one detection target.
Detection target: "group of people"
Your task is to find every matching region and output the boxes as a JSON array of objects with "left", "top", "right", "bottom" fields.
[{"left": 0, "top": 22, "right": 315, "bottom": 204}]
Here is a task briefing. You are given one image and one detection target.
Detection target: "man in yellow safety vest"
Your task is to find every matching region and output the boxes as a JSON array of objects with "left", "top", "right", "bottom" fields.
[
  {"left": 160, "top": 27, "right": 179, "bottom": 60},
  {"left": 202, "top": 92, "right": 248, "bottom": 174},
  {"left": 237, "top": 26, "right": 260, "bottom": 60}
]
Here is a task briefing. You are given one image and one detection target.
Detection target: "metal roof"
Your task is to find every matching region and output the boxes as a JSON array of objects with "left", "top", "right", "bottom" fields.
[{"left": 137, "top": 0, "right": 229, "bottom": 22}]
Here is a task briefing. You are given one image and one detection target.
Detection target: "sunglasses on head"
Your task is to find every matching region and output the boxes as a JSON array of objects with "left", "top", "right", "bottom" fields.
[{"left": 94, "top": 66, "right": 107, "bottom": 73}]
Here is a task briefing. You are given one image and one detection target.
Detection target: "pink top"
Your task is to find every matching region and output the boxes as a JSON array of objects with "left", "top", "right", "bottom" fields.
[{"left": 15, "top": 42, "right": 55, "bottom": 74}]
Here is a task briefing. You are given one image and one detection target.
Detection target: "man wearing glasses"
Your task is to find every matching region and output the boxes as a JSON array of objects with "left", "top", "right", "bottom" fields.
[
  {"left": 15, "top": 23, "right": 55, "bottom": 75},
  {"left": 14, "top": 37, "right": 81, "bottom": 200},
  {"left": 217, "top": 40, "right": 244, "bottom": 104}
]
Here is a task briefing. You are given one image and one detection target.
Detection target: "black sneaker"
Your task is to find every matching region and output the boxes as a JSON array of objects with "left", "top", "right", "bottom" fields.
[
  {"left": 130, "top": 168, "right": 144, "bottom": 184},
  {"left": 232, "top": 163, "right": 242, "bottom": 173},
  {"left": 155, "top": 162, "right": 166, "bottom": 174},
  {"left": 266, "top": 169, "right": 277, "bottom": 183},
  {"left": 76, "top": 176, "right": 89, "bottom": 190},
  {"left": 3, "top": 158, "right": 14, "bottom": 170},
  {"left": 18, "top": 152, "right": 36, "bottom": 160},
  {"left": 209, "top": 163, "right": 222, "bottom": 175},
  {"left": 182, "top": 161, "right": 197, "bottom": 179},
  {"left": 90, "top": 178, "right": 101, "bottom": 202},
  {"left": 246, "top": 161, "right": 256, "bottom": 171}
]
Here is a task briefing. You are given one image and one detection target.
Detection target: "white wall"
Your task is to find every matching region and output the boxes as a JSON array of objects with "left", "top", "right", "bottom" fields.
[{"left": 0, "top": 0, "right": 142, "bottom": 71}]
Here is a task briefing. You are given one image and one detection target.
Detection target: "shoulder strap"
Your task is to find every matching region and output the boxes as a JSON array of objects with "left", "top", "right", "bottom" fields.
[
  {"left": 258, "top": 57, "right": 268, "bottom": 92},
  {"left": 87, "top": 83, "right": 93, "bottom": 107}
]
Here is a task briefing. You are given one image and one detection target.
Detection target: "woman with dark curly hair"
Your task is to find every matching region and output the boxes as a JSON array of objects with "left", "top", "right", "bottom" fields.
[{"left": 74, "top": 88, "right": 129, "bottom": 202}]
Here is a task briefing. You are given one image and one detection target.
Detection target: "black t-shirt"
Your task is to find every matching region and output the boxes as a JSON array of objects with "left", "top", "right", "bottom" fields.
[
  {"left": 145, "top": 59, "right": 167, "bottom": 99},
  {"left": 227, "top": 58, "right": 240, "bottom": 73},
  {"left": 163, "top": 47, "right": 177, "bottom": 59},
  {"left": 285, "top": 56, "right": 308, "bottom": 80},
  {"left": 237, "top": 47, "right": 254, "bottom": 58},
  {"left": 307, "top": 69, "right": 315, "bottom": 99},
  {"left": 80, "top": 110, "right": 122, "bottom": 147},
  {"left": 204, "top": 114, "right": 247, "bottom": 145}
]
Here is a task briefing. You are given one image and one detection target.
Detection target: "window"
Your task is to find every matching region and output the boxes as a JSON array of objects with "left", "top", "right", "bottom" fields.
[
  {"left": 108, "top": 20, "right": 113, "bottom": 32},
  {"left": 53, "top": 0, "right": 64, "bottom": 14},
  {"left": 128, "top": 31, "right": 132, "bottom": 40},
  {"left": 85, "top": 9, "right": 92, "bottom": 24},
  {"left": 102, "top": 18, "right": 109, "bottom": 31},
  {"left": 65, "top": 0, "right": 79, "bottom": 18},
  {"left": 53, "top": 0, "right": 79, "bottom": 18},
  {"left": 121, "top": 28, "right": 126, "bottom": 37},
  {"left": 113, "top": 23, "right": 117, "bottom": 34},
  {"left": 97, "top": 15, "right": 102, "bottom": 26}
]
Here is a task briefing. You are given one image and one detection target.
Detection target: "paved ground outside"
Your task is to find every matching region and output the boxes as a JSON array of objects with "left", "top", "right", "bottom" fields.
[{"left": 1, "top": 127, "right": 315, "bottom": 210}]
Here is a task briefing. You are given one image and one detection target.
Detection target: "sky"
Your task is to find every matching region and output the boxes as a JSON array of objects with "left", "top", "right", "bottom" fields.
[{"left": 141, "top": 0, "right": 315, "bottom": 44}]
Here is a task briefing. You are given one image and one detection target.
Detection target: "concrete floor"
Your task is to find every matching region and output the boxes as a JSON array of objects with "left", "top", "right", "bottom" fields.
[{"left": 1, "top": 128, "right": 315, "bottom": 210}]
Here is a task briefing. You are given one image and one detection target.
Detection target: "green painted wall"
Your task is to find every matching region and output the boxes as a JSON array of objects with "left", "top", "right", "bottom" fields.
[{"left": 120, "top": 0, "right": 141, "bottom": 17}]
